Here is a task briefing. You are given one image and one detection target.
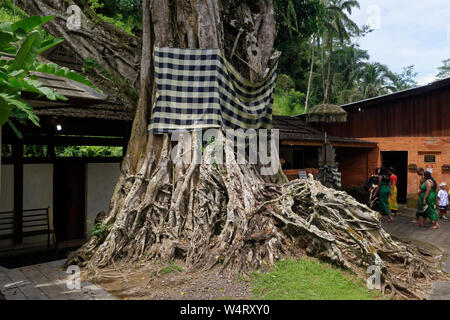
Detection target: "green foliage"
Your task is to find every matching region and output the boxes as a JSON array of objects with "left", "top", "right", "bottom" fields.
[
  {"left": 97, "top": 13, "right": 137, "bottom": 35},
  {"left": 274, "top": 0, "right": 326, "bottom": 92},
  {"left": 273, "top": 88, "right": 305, "bottom": 116},
  {"left": 88, "top": 0, "right": 105, "bottom": 11},
  {"left": 90, "top": 222, "right": 109, "bottom": 241},
  {"left": 286, "top": 89, "right": 305, "bottom": 110},
  {"left": 393, "top": 65, "right": 418, "bottom": 90},
  {"left": 0, "top": 1, "right": 27, "bottom": 23},
  {"left": 0, "top": 7, "right": 16, "bottom": 23},
  {"left": 88, "top": 0, "right": 142, "bottom": 34},
  {"left": 83, "top": 57, "right": 118, "bottom": 82},
  {"left": 34, "top": 62, "right": 100, "bottom": 92},
  {"left": 251, "top": 258, "right": 382, "bottom": 300},
  {"left": 1, "top": 144, "right": 122, "bottom": 158},
  {"left": 55, "top": 145, "right": 123, "bottom": 158},
  {"left": 0, "top": 15, "right": 100, "bottom": 138},
  {"left": 275, "top": 0, "right": 419, "bottom": 107},
  {"left": 24, "top": 144, "right": 48, "bottom": 157},
  {"left": 274, "top": 0, "right": 326, "bottom": 39},
  {"left": 202, "top": 135, "right": 216, "bottom": 150},
  {"left": 103, "top": 0, "right": 141, "bottom": 19},
  {"left": 275, "top": 74, "right": 296, "bottom": 92},
  {"left": 347, "top": 62, "right": 397, "bottom": 101},
  {"left": 437, "top": 58, "right": 450, "bottom": 80},
  {"left": 1, "top": 144, "right": 12, "bottom": 158},
  {"left": 160, "top": 262, "right": 183, "bottom": 274}
]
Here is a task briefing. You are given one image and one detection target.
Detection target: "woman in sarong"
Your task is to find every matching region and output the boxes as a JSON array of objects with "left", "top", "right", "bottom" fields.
[
  {"left": 388, "top": 167, "right": 398, "bottom": 215},
  {"left": 417, "top": 171, "right": 440, "bottom": 229},
  {"left": 374, "top": 167, "right": 392, "bottom": 222}
]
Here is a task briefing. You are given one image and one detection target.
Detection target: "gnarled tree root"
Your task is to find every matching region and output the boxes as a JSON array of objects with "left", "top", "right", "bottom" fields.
[{"left": 66, "top": 133, "right": 444, "bottom": 300}]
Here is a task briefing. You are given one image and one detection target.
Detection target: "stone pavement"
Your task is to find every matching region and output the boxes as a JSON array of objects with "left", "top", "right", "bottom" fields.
[
  {"left": 0, "top": 259, "right": 117, "bottom": 300},
  {"left": 381, "top": 207, "right": 450, "bottom": 300}
]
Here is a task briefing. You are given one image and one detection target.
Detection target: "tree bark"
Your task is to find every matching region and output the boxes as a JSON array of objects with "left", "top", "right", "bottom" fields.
[
  {"left": 305, "top": 34, "right": 315, "bottom": 112},
  {"left": 16, "top": 0, "right": 445, "bottom": 300},
  {"left": 16, "top": 0, "right": 142, "bottom": 108},
  {"left": 63, "top": 0, "right": 285, "bottom": 274},
  {"left": 324, "top": 37, "right": 333, "bottom": 104}
]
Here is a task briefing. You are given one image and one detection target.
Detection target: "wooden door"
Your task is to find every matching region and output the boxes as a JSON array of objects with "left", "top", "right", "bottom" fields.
[
  {"left": 53, "top": 162, "right": 85, "bottom": 241},
  {"left": 382, "top": 151, "right": 408, "bottom": 203}
]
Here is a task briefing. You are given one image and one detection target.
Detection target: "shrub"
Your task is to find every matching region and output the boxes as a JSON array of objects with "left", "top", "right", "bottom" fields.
[{"left": 275, "top": 74, "right": 295, "bottom": 92}]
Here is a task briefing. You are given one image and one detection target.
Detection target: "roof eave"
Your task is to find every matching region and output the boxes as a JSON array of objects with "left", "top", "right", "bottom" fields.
[{"left": 340, "top": 77, "right": 450, "bottom": 111}]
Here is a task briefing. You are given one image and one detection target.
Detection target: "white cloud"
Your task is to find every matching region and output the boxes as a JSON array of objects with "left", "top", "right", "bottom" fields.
[
  {"left": 447, "top": 23, "right": 450, "bottom": 44},
  {"left": 417, "top": 74, "right": 437, "bottom": 86},
  {"left": 350, "top": 0, "right": 450, "bottom": 80}
]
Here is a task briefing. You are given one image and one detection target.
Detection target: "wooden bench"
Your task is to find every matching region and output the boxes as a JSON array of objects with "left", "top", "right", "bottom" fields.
[{"left": 0, "top": 207, "right": 54, "bottom": 247}]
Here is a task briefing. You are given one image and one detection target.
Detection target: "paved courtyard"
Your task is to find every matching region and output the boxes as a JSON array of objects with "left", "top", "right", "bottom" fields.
[
  {"left": 381, "top": 206, "right": 450, "bottom": 300},
  {"left": 0, "top": 259, "right": 116, "bottom": 300},
  {"left": 0, "top": 205, "right": 448, "bottom": 300}
]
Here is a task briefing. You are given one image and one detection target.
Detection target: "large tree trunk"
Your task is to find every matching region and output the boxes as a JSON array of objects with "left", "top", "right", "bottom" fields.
[
  {"left": 17, "top": 0, "right": 444, "bottom": 300},
  {"left": 16, "top": 0, "right": 142, "bottom": 108}
]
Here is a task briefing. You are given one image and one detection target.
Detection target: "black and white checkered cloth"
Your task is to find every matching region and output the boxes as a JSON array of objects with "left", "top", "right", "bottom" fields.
[{"left": 148, "top": 47, "right": 277, "bottom": 133}]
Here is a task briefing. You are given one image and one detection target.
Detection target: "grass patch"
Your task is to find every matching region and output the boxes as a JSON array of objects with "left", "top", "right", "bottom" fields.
[
  {"left": 160, "top": 262, "right": 183, "bottom": 274},
  {"left": 251, "top": 258, "right": 382, "bottom": 300}
]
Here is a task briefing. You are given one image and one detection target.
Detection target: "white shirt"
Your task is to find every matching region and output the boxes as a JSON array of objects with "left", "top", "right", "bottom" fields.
[{"left": 437, "top": 189, "right": 448, "bottom": 207}]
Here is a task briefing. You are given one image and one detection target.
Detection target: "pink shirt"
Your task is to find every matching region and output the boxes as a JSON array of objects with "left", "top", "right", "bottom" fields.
[{"left": 390, "top": 174, "right": 397, "bottom": 186}]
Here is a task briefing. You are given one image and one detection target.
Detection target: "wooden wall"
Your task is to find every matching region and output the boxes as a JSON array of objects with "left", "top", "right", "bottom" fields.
[{"left": 318, "top": 86, "right": 450, "bottom": 138}]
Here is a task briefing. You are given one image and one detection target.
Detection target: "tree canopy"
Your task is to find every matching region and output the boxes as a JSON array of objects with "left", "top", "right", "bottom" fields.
[
  {"left": 1, "top": 0, "right": 421, "bottom": 118},
  {"left": 437, "top": 58, "right": 450, "bottom": 80}
]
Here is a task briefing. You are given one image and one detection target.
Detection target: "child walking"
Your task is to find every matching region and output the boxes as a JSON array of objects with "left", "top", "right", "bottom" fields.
[{"left": 437, "top": 182, "right": 448, "bottom": 221}]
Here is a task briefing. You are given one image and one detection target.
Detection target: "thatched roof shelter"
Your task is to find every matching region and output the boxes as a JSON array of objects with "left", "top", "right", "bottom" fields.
[
  {"left": 305, "top": 104, "right": 347, "bottom": 123},
  {"left": 272, "top": 115, "right": 374, "bottom": 147}
]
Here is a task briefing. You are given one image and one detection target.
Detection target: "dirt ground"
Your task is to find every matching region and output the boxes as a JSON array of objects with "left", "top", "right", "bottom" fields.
[{"left": 89, "top": 263, "right": 253, "bottom": 300}]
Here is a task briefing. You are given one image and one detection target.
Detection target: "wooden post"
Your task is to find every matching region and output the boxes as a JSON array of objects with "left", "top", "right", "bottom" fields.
[{"left": 12, "top": 140, "right": 23, "bottom": 244}]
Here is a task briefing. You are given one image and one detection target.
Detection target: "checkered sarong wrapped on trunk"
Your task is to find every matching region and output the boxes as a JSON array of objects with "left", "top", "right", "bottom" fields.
[{"left": 148, "top": 47, "right": 277, "bottom": 133}]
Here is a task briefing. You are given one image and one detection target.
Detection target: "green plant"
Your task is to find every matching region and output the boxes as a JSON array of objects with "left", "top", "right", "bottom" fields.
[
  {"left": 24, "top": 144, "right": 47, "bottom": 157},
  {"left": 55, "top": 145, "right": 123, "bottom": 158},
  {"left": 160, "top": 261, "right": 183, "bottom": 274},
  {"left": 90, "top": 222, "right": 109, "bottom": 241},
  {"left": 83, "top": 56, "right": 118, "bottom": 82},
  {"left": 251, "top": 258, "right": 382, "bottom": 300},
  {"left": 0, "top": 1, "right": 27, "bottom": 23},
  {"left": 1, "top": 144, "right": 12, "bottom": 158},
  {"left": 88, "top": 0, "right": 142, "bottom": 33},
  {"left": 437, "top": 58, "right": 450, "bottom": 80},
  {"left": 88, "top": 0, "right": 105, "bottom": 11},
  {"left": 273, "top": 88, "right": 305, "bottom": 116},
  {"left": 286, "top": 89, "right": 305, "bottom": 112},
  {"left": 0, "top": 15, "right": 100, "bottom": 138},
  {"left": 275, "top": 74, "right": 295, "bottom": 92}
]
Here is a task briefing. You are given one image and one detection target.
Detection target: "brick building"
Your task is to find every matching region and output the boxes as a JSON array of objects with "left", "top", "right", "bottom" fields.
[
  {"left": 272, "top": 116, "right": 377, "bottom": 182},
  {"left": 313, "top": 77, "right": 450, "bottom": 206}
]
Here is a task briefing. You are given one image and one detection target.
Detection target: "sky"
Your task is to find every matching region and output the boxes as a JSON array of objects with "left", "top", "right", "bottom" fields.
[{"left": 349, "top": 0, "right": 450, "bottom": 85}]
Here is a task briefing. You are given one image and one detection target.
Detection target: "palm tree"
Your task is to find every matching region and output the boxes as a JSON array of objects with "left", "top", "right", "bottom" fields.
[
  {"left": 343, "top": 62, "right": 397, "bottom": 102},
  {"left": 320, "top": 0, "right": 360, "bottom": 103},
  {"left": 331, "top": 43, "right": 369, "bottom": 104}
]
